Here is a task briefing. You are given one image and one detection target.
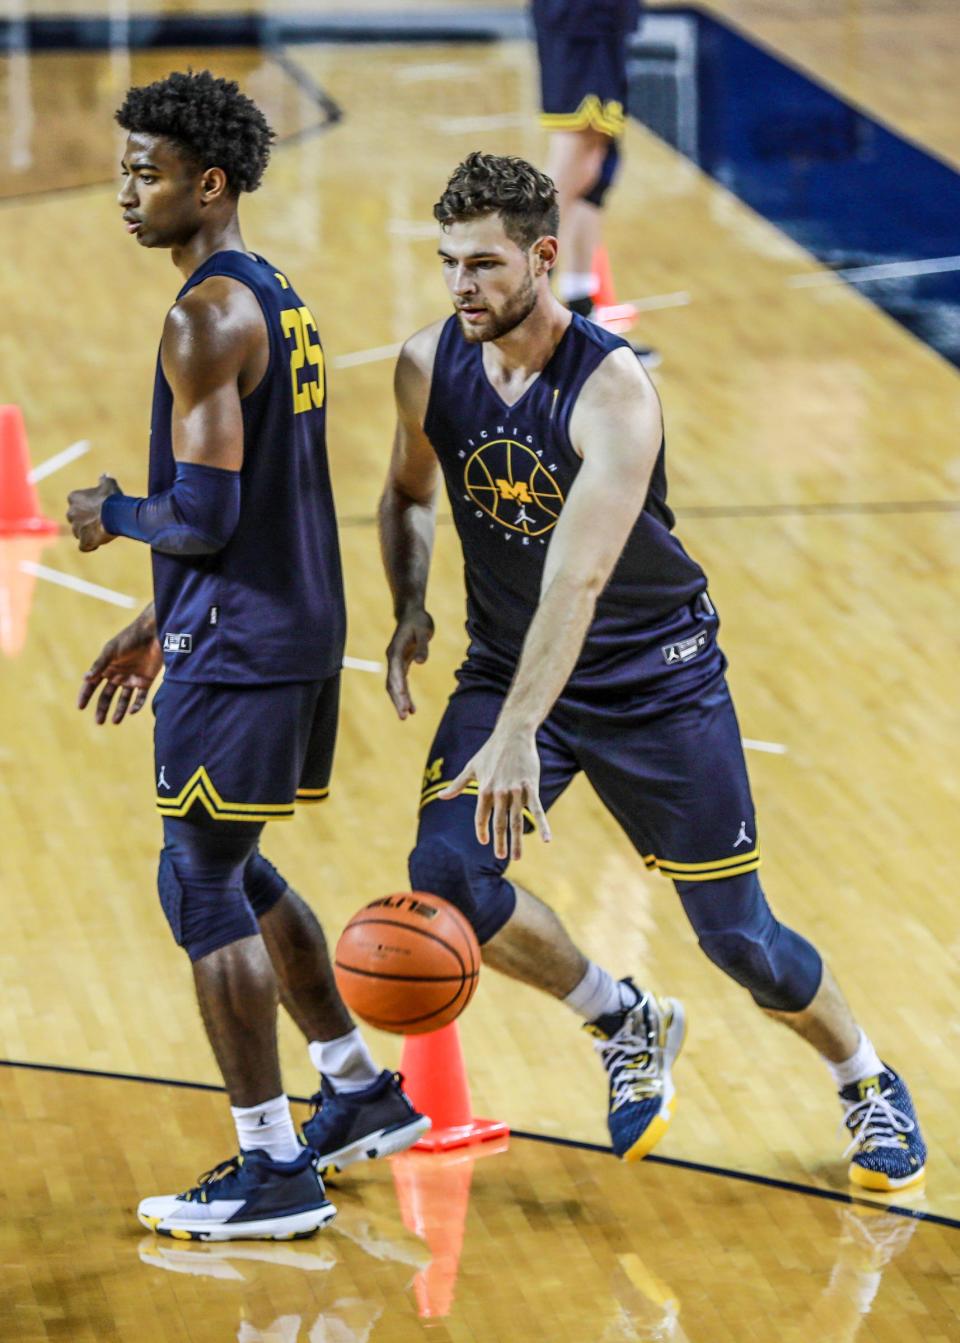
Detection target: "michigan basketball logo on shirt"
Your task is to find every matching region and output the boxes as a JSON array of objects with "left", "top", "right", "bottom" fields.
[{"left": 459, "top": 436, "right": 564, "bottom": 544}]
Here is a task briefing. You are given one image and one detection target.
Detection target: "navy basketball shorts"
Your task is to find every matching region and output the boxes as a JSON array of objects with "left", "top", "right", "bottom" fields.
[
  {"left": 153, "top": 675, "right": 340, "bottom": 825},
  {"left": 417, "top": 599, "right": 760, "bottom": 885},
  {"left": 532, "top": 0, "right": 640, "bottom": 136}
]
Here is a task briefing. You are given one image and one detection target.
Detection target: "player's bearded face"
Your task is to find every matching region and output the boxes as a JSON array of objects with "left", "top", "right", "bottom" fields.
[{"left": 441, "top": 219, "right": 541, "bottom": 343}]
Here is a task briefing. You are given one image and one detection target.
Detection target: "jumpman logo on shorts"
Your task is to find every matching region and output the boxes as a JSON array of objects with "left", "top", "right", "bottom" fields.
[
  {"left": 733, "top": 820, "right": 752, "bottom": 848},
  {"left": 157, "top": 765, "right": 170, "bottom": 791}
]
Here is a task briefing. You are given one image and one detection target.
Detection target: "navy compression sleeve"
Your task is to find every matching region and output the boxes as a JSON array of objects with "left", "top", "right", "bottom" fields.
[{"left": 101, "top": 461, "right": 241, "bottom": 556}]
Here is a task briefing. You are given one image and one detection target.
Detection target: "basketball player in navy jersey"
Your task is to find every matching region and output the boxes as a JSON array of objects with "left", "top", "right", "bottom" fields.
[
  {"left": 66, "top": 71, "right": 427, "bottom": 1240},
  {"left": 379, "top": 152, "right": 926, "bottom": 1190}
]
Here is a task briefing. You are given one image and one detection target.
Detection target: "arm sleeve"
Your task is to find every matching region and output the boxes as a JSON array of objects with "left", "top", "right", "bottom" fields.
[{"left": 101, "top": 461, "right": 241, "bottom": 556}]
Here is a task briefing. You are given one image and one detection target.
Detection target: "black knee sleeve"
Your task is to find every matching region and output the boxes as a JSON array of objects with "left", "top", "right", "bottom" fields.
[
  {"left": 677, "top": 872, "right": 823, "bottom": 1011},
  {"left": 244, "top": 852, "right": 289, "bottom": 919},
  {"left": 159, "top": 817, "right": 261, "bottom": 962},
  {"left": 582, "top": 140, "right": 620, "bottom": 207},
  {"left": 408, "top": 835, "right": 516, "bottom": 945}
]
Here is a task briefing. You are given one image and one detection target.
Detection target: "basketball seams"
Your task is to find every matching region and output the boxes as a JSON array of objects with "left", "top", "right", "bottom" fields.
[{"left": 338, "top": 916, "right": 469, "bottom": 977}]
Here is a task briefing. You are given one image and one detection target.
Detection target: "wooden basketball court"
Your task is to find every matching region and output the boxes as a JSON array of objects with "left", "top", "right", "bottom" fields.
[{"left": 1, "top": 2, "right": 958, "bottom": 1338}]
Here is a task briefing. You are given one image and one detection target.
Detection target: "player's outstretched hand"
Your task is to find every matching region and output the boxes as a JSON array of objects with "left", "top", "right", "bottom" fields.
[
  {"left": 386, "top": 607, "right": 435, "bottom": 720},
  {"left": 440, "top": 731, "right": 551, "bottom": 862},
  {"left": 66, "top": 474, "right": 121, "bottom": 552},
  {"left": 78, "top": 605, "right": 162, "bottom": 726}
]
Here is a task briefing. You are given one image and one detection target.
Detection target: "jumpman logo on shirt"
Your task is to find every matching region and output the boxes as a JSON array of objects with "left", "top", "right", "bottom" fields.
[
  {"left": 733, "top": 820, "right": 752, "bottom": 848},
  {"left": 157, "top": 765, "right": 170, "bottom": 791}
]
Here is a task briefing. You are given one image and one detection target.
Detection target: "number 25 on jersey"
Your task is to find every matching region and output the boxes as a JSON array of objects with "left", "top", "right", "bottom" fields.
[{"left": 280, "top": 306, "right": 325, "bottom": 414}]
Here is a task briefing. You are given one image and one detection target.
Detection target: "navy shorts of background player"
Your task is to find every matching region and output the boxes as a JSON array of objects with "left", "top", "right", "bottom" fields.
[
  {"left": 147, "top": 252, "right": 346, "bottom": 962},
  {"left": 531, "top": 0, "right": 642, "bottom": 205},
  {"left": 408, "top": 312, "right": 822, "bottom": 1016}
]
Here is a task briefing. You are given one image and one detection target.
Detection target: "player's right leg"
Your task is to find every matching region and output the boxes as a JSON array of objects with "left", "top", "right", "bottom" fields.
[
  {"left": 408, "top": 674, "right": 683, "bottom": 1161},
  {"left": 140, "top": 681, "right": 335, "bottom": 1240}
]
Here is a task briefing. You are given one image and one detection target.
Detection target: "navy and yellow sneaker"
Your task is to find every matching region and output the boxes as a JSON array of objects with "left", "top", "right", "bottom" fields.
[
  {"left": 137, "top": 1148, "right": 336, "bottom": 1241},
  {"left": 586, "top": 979, "right": 686, "bottom": 1162},
  {"left": 302, "top": 1070, "right": 430, "bottom": 1176},
  {"left": 841, "top": 1068, "right": 926, "bottom": 1191}
]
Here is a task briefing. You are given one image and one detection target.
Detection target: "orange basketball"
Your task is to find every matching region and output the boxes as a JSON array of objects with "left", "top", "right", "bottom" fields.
[{"left": 334, "top": 892, "right": 480, "bottom": 1035}]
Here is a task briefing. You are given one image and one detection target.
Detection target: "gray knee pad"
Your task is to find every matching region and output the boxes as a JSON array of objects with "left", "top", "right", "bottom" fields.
[
  {"left": 677, "top": 872, "right": 822, "bottom": 1012},
  {"left": 408, "top": 835, "right": 516, "bottom": 945},
  {"left": 159, "top": 817, "right": 260, "bottom": 962}
]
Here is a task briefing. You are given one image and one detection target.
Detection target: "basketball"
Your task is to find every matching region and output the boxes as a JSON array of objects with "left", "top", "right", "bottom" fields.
[{"left": 333, "top": 892, "right": 480, "bottom": 1035}]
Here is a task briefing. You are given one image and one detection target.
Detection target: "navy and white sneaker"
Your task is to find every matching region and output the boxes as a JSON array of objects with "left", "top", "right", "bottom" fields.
[
  {"left": 585, "top": 979, "right": 686, "bottom": 1162},
  {"left": 841, "top": 1067, "right": 927, "bottom": 1191},
  {"left": 137, "top": 1148, "right": 336, "bottom": 1241},
  {"left": 302, "top": 1070, "right": 430, "bottom": 1176}
]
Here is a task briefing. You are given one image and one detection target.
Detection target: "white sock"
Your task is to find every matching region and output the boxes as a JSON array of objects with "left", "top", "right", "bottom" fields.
[
  {"left": 825, "top": 1030, "right": 885, "bottom": 1092},
  {"left": 230, "top": 1094, "right": 301, "bottom": 1162},
  {"left": 563, "top": 962, "right": 636, "bottom": 1022},
  {"left": 308, "top": 1028, "right": 380, "bottom": 1094},
  {"left": 558, "top": 271, "right": 598, "bottom": 303}
]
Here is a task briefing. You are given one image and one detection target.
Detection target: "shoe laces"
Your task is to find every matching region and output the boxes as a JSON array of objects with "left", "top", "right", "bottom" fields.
[
  {"left": 181, "top": 1154, "right": 245, "bottom": 1203},
  {"left": 841, "top": 1085, "right": 915, "bottom": 1157},
  {"left": 594, "top": 1001, "right": 662, "bottom": 1112}
]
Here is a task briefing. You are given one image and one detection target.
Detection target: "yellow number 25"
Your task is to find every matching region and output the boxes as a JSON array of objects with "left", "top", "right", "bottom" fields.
[{"left": 280, "top": 306, "right": 325, "bottom": 414}]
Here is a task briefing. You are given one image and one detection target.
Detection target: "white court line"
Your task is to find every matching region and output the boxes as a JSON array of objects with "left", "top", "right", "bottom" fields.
[
  {"left": 432, "top": 113, "right": 528, "bottom": 134},
  {"left": 388, "top": 220, "right": 440, "bottom": 239},
  {"left": 20, "top": 561, "right": 137, "bottom": 609},
  {"left": 333, "top": 342, "right": 403, "bottom": 370},
  {"left": 742, "top": 737, "right": 788, "bottom": 755},
  {"left": 343, "top": 655, "right": 383, "bottom": 674},
  {"left": 621, "top": 291, "right": 692, "bottom": 311},
  {"left": 28, "top": 440, "right": 91, "bottom": 483},
  {"left": 787, "top": 254, "right": 960, "bottom": 289}
]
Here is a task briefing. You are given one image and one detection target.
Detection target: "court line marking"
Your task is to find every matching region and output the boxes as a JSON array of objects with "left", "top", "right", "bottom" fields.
[
  {"left": 343, "top": 655, "right": 383, "bottom": 674},
  {"left": 1, "top": 1057, "right": 952, "bottom": 1230},
  {"left": 742, "top": 738, "right": 787, "bottom": 755},
  {"left": 788, "top": 253, "right": 960, "bottom": 289},
  {"left": 19, "top": 561, "right": 137, "bottom": 609},
  {"left": 620, "top": 291, "right": 692, "bottom": 311},
  {"left": 27, "top": 440, "right": 90, "bottom": 483},
  {"left": 333, "top": 342, "right": 403, "bottom": 370}
]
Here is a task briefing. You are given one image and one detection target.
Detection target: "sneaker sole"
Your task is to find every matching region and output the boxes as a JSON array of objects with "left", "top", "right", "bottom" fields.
[
  {"left": 316, "top": 1115, "right": 432, "bottom": 1176},
  {"left": 138, "top": 1203, "right": 337, "bottom": 1242},
  {"left": 622, "top": 997, "right": 686, "bottom": 1164},
  {"left": 848, "top": 1163, "right": 926, "bottom": 1193}
]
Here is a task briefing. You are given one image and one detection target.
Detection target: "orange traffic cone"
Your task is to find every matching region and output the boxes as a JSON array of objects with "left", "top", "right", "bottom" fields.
[
  {"left": 591, "top": 247, "right": 638, "bottom": 335},
  {"left": 391, "top": 1137, "right": 510, "bottom": 1319},
  {"left": 0, "top": 405, "right": 58, "bottom": 536},
  {"left": 400, "top": 1022, "right": 509, "bottom": 1152}
]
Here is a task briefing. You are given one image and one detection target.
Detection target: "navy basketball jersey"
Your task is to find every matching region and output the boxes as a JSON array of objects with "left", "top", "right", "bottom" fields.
[
  {"left": 423, "top": 313, "right": 706, "bottom": 682},
  {"left": 148, "top": 250, "right": 346, "bottom": 684}
]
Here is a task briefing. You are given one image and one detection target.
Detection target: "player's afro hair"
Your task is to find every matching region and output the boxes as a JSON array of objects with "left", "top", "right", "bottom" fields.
[
  {"left": 116, "top": 69, "right": 274, "bottom": 193},
  {"left": 434, "top": 151, "right": 559, "bottom": 248}
]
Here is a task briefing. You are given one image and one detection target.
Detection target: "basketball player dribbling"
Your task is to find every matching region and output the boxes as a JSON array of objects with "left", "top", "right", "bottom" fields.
[
  {"left": 378, "top": 151, "right": 926, "bottom": 1190},
  {"left": 66, "top": 71, "right": 427, "bottom": 1241}
]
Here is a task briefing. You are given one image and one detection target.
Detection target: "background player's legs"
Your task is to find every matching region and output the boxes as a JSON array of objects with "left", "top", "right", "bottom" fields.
[{"left": 546, "top": 128, "right": 609, "bottom": 305}]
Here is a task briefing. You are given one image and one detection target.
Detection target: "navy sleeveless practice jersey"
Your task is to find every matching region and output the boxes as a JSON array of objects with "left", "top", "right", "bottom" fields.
[
  {"left": 423, "top": 313, "right": 706, "bottom": 680},
  {"left": 148, "top": 251, "right": 346, "bottom": 685}
]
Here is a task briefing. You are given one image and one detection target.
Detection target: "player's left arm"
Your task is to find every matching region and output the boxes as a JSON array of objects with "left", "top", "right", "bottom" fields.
[
  {"left": 441, "top": 349, "right": 663, "bottom": 860},
  {"left": 66, "top": 278, "right": 262, "bottom": 554}
]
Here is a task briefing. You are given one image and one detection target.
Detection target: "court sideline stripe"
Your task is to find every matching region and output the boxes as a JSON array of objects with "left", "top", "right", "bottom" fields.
[{"left": 1, "top": 1055, "right": 954, "bottom": 1231}]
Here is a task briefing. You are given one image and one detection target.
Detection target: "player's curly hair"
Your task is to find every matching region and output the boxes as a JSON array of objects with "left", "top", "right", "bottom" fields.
[
  {"left": 434, "top": 152, "right": 559, "bottom": 248},
  {"left": 116, "top": 69, "right": 274, "bottom": 193}
]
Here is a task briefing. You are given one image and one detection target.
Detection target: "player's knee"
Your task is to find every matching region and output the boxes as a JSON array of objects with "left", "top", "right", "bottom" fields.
[
  {"left": 408, "top": 835, "right": 516, "bottom": 945},
  {"left": 581, "top": 141, "right": 620, "bottom": 207},
  {"left": 158, "top": 819, "right": 260, "bottom": 962},
  {"left": 244, "top": 852, "right": 289, "bottom": 919},
  {"left": 677, "top": 872, "right": 822, "bottom": 1012}
]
